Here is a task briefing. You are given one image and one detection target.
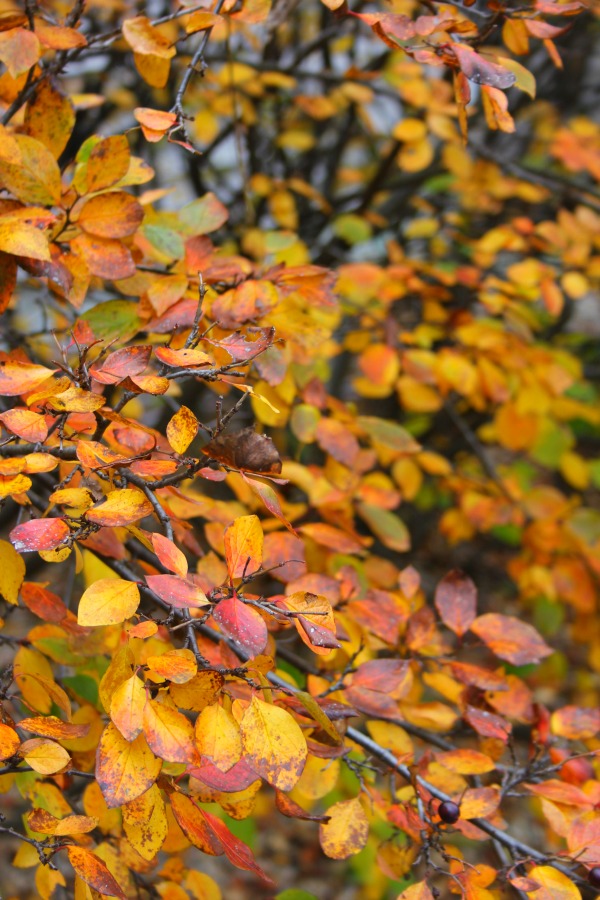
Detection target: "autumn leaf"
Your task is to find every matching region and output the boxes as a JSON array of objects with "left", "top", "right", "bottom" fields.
[
  {"left": 110, "top": 674, "right": 146, "bottom": 740},
  {"left": 78, "top": 578, "right": 140, "bottom": 626},
  {"left": 66, "top": 846, "right": 128, "bottom": 900},
  {"left": 10, "top": 518, "right": 70, "bottom": 552},
  {"left": 524, "top": 866, "right": 582, "bottom": 900},
  {"left": 86, "top": 489, "right": 154, "bottom": 527},
  {"left": 145, "top": 574, "right": 209, "bottom": 609},
  {"left": 143, "top": 697, "right": 196, "bottom": 763},
  {"left": 0, "top": 723, "right": 20, "bottom": 760},
  {"left": 224, "top": 514, "right": 264, "bottom": 580},
  {"left": 319, "top": 797, "right": 370, "bottom": 859},
  {"left": 96, "top": 723, "right": 161, "bottom": 807},
  {"left": 19, "top": 738, "right": 70, "bottom": 774},
  {"left": 195, "top": 703, "right": 242, "bottom": 772},
  {"left": 240, "top": 697, "right": 307, "bottom": 791},
  {"left": 166, "top": 405, "right": 199, "bottom": 454},
  {"left": 0, "top": 539, "right": 26, "bottom": 604},
  {"left": 28, "top": 808, "right": 97, "bottom": 835},
  {"left": 122, "top": 783, "right": 168, "bottom": 861},
  {"left": 434, "top": 570, "right": 477, "bottom": 637},
  {"left": 470, "top": 614, "right": 553, "bottom": 665},
  {"left": 212, "top": 594, "right": 268, "bottom": 658}
]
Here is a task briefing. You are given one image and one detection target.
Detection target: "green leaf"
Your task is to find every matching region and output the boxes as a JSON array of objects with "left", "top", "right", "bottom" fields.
[{"left": 81, "top": 300, "right": 141, "bottom": 343}]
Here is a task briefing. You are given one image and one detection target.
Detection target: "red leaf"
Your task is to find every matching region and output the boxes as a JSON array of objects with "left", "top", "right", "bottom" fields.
[
  {"left": 201, "top": 808, "right": 276, "bottom": 887},
  {"left": 275, "top": 789, "right": 331, "bottom": 822},
  {"left": 434, "top": 570, "right": 477, "bottom": 637},
  {"left": 470, "top": 613, "right": 553, "bottom": 665},
  {"left": 145, "top": 574, "right": 209, "bottom": 609},
  {"left": 10, "top": 518, "right": 70, "bottom": 552},
  {"left": 212, "top": 595, "right": 268, "bottom": 658},
  {"left": 464, "top": 705, "right": 512, "bottom": 741},
  {"left": 451, "top": 44, "right": 516, "bottom": 89}
]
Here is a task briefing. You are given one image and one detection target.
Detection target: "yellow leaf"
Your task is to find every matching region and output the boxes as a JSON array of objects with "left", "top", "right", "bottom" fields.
[
  {"left": 167, "top": 405, "right": 198, "bottom": 454},
  {"left": 0, "top": 538, "right": 25, "bottom": 604},
  {"left": 0, "top": 216, "right": 50, "bottom": 261},
  {"left": 0, "top": 133, "right": 61, "bottom": 205},
  {"left": 195, "top": 704, "right": 242, "bottom": 773},
  {"left": 78, "top": 578, "right": 140, "bottom": 626},
  {"left": 20, "top": 738, "right": 70, "bottom": 774},
  {"left": 96, "top": 722, "right": 161, "bottom": 807},
  {"left": 319, "top": 797, "right": 369, "bottom": 859},
  {"left": 224, "top": 515, "right": 263, "bottom": 580},
  {"left": 110, "top": 674, "right": 146, "bottom": 740},
  {"left": 526, "top": 866, "right": 582, "bottom": 900},
  {"left": 240, "top": 697, "right": 307, "bottom": 791},
  {"left": 99, "top": 644, "right": 135, "bottom": 714},
  {"left": 24, "top": 80, "right": 75, "bottom": 159},
  {"left": 122, "top": 784, "right": 168, "bottom": 861}
]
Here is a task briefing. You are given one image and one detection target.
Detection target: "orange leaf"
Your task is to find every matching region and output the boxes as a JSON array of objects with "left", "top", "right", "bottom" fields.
[
  {"left": 28, "top": 808, "right": 97, "bottom": 835},
  {"left": 0, "top": 408, "right": 48, "bottom": 442},
  {"left": 0, "top": 722, "right": 20, "bottom": 760},
  {"left": 146, "top": 649, "right": 197, "bottom": 684},
  {"left": 0, "top": 359, "right": 56, "bottom": 395},
  {"left": 470, "top": 614, "right": 553, "bottom": 665},
  {"left": 143, "top": 698, "right": 196, "bottom": 763},
  {"left": 151, "top": 532, "right": 188, "bottom": 577},
  {"left": 18, "top": 716, "right": 90, "bottom": 740},
  {"left": 86, "top": 489, "right": 154, "bottom": 527},
  {"left": 78, "top": 190, "right": 144, "bottom": 238},
  {"left": 66, "top": 846, "right": 127, "bottom": 900}
]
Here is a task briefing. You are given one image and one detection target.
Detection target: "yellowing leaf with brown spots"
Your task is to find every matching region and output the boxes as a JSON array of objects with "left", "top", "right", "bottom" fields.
[
  {"left": 65, "top": 846, "right": 127, "bottom": 900},
  {"left": 27, "top": 808, "right": 97, "bottom": 835},
  {"left": 166, "top": 405, "right": 198, "bottom": 454},
  {"left": 122, "top": 784, "right": 168, "bottom": 861},
  {"left": 96, "top": 723, "right": 161, "bottom": 808},
  {"left": 240, "top": 697, "right": 306, "bottom": 791},
  {"left": 0, "top": 723, "right": 20, "bottom": 760},
  {"left": 319, "top": 797, "right": 369, "bottom": 859},
  {"left": 78, "top": 578, "right": 140, "bottom": 626}
]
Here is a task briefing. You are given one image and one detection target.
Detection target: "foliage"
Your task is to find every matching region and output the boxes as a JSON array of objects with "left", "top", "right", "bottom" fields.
[{"left": 0, "top": 0, "right": 599, "bottom": 898}]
